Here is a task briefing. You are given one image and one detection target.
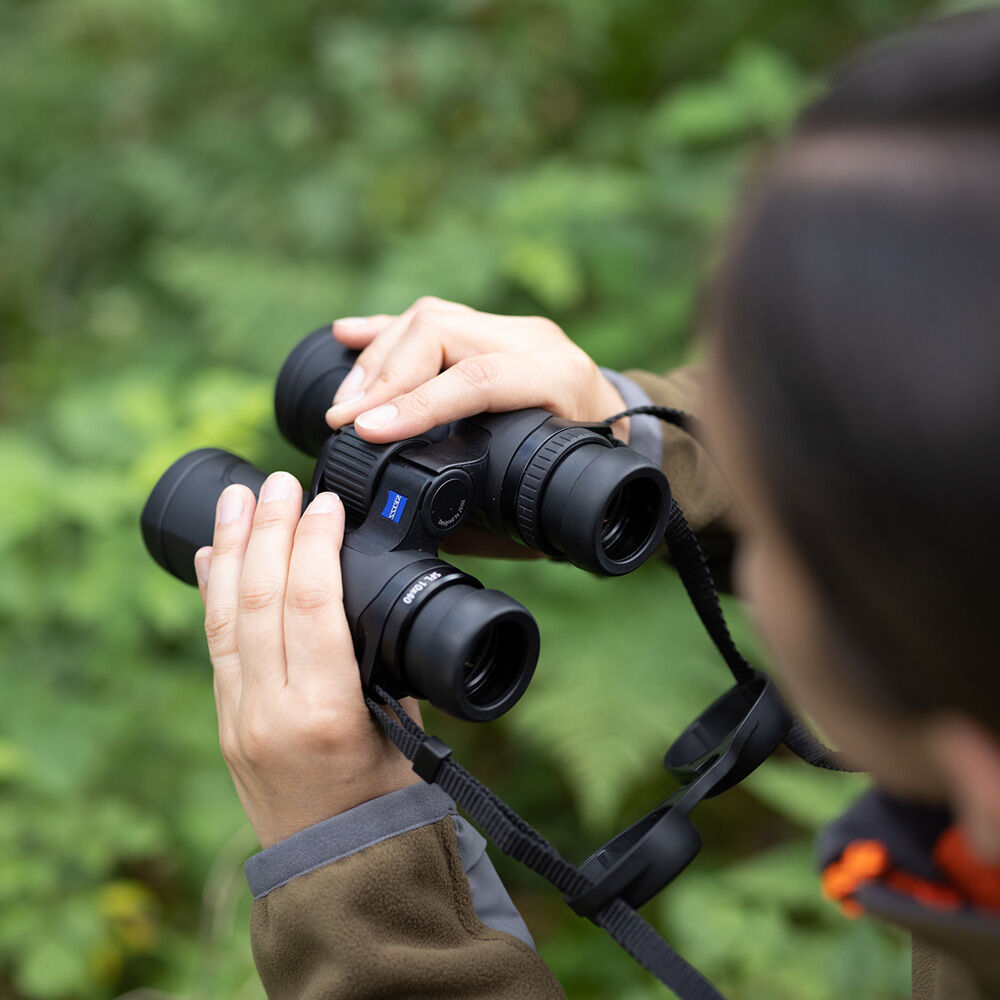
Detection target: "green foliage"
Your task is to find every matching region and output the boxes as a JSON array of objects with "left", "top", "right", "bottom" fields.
[
  {"left": 660, "top": 842, "right": 909, "bottom": 1000},
  {"left": 0, "top": 0, "right": 956, "bottom": 996}
]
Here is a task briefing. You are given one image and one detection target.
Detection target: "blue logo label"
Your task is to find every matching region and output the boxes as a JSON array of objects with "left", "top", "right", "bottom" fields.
[{"left": 380, "top": 489, "right": 408, "bottom": 523}]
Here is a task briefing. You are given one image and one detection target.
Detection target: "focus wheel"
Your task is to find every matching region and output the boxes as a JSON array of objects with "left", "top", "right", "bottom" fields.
[
  {"left": 515, "top": 426, "right": 607, "bottom": 551},
  {"left": 322, "top": 429, "right": 384, "bottom": 522}
]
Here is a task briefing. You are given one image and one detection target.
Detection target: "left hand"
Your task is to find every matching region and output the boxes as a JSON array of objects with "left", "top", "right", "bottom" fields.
[
  {"left": 193, "top": 476, "right": 422, "bottom": 849},
  {"left": 324, "top": 296, "right": 629, "bottom": 445},
  {"left": 324, "top": 296, "right": 630, "bottom": 559}
]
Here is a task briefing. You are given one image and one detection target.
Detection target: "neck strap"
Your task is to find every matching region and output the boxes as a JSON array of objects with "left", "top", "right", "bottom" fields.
[{"left": 364, "top": 404, "right": 855, "bottom": 998}]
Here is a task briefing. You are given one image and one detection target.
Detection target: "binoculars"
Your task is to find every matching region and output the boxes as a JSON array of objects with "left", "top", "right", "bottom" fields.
[{"left": 141, "top": 328, "right": 671, "bottom": 722}]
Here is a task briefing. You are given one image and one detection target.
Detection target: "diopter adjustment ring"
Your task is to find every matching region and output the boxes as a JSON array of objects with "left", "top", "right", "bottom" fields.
[
  {"left": 322, "top": 429, "right": 384, "bottom": 523},
  {"left": 515, "top": 426, "right": 606, "bottom": 551}
]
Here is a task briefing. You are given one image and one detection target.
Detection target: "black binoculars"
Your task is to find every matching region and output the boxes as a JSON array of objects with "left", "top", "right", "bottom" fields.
[{"left": 141, "top": 328, "right": 671, "bottom": 722}]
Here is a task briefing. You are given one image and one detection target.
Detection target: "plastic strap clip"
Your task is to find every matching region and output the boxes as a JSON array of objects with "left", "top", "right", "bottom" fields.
[{"left": 412, "top": 735, "right": 453, "bottom": 783}]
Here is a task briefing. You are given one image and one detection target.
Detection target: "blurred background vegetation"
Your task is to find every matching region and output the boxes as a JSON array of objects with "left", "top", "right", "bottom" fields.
[{"left": 1, "top": 0, "right": 981, "bottom": 996}]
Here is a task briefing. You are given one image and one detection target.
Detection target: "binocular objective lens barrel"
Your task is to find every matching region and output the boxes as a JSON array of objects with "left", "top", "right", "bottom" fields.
[
  {"left": 141, "top": 448, "right": 271, "bottom": 585},
  {"left": 274, "top": 327, "right": 359, "bottom": 456}
]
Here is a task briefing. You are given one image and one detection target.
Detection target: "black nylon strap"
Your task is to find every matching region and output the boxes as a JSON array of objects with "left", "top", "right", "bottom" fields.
[
  {"left": 783, "top": 718, "right": 852, "bottom": 770},
  {"left": 366, "top": 686, "right": 725, "bottom": 1000},
  {"left": 358, "top": 403, "right": 854, "bottom": 998},
  {"left": 606, "top": 403, "right": 704, "bottom": 441},
  {"left": 663, "top": 496, "right": 754, "bottom": 685},
  {"left": 607, "top": 405, "right": 852, "bottom": 773}
]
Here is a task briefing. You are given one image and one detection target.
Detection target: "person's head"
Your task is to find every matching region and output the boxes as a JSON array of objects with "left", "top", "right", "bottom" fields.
[{"left": 703, "top": 8, "right": 1000, "bottom": 858}]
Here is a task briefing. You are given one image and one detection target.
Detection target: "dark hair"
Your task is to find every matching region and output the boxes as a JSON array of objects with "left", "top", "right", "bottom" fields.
[{"left": 712, "top": 9, "right": 1000, "bottom": 731}]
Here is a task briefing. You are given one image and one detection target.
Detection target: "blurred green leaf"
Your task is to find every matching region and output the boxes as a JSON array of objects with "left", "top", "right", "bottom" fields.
[{"left": 744, "top": 759, "right": 872, "bottom": 829}]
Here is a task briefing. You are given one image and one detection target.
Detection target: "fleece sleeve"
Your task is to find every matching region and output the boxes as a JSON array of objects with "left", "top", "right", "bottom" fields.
[
  {"left": 245, "top": 784, "right": 566, "bottom": 1000},
  {"left": 619, "top": 365, "right": 733, "bottom": 538}
]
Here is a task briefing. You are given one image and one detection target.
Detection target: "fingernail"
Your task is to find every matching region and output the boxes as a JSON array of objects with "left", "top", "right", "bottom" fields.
[
  {"left": 217, "top": 486, "right": 245, "bottom": 524},
  {"left": 334, "top": 317, "right": 369, "bottom": 331},
  {"left": 259, "top": 472, "right": 295, "bottom": 503},
  {"left": 308, "top": 491, "right": 340, "bottom": 514},
  {"left": 194, "top": 548, "right": 212, "bottom": 587},
  {"left": 355, "top": 403, "right": 398, "bottom": 430},
  {"left": 333, "top": 365, "right": 365, "bottom": 405},
  {"left": 332, "top": 393, "right": 366, "bottom": 410}
]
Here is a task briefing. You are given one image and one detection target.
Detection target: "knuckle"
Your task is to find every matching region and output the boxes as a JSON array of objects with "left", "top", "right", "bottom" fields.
[
  {"left": 239, "top": 715, "right": 276, "bottom": 764},
  {"left": 412, "top": 295, "right": 445, "bottom": 312},
  {"left": 238, "top": 577, "right": 284, "bottom": 615},
  {"left": 219, "top": 729, "right": 239, "bottom": 765},
  {"left": 297, "top": 706, "right": 349, "bottom": 753},
  {"left": 531, "top": 316, "right": 564, "bottom": 339},
  {"left": 455, "top": 356, "right": 496, "bottom": 394},
  {"left": 373, "top": 364, "right": 400, "bottom": 389},
  {"left": 402, "top": 386, "right": 435, "bottom": 418},
  {"left": 210, "top": 529, "right": 242, "bottom": 557},
  {"left": 252, "top": 503, "right": 290, "bottom": 531},
  {"left": 285, "top": 576, "right": 337, "bottom": 614},
  {"left": 204, "top": 607, "right": 236, "bottom": 648},
  {"left": 566, "top": 344, "right": 596, "bottom": 378},
  {"left": 355, "top": 343, "right": 382, "bottom": 371},
  {"left": 408, "top": 308, "right": 442, "bottom": 334}
]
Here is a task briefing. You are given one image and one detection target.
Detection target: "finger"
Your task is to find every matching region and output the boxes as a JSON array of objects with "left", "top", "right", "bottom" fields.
[
  {"left": 328, "top": 298, "right": 470, "bottom": 418},
  {"left": 332, "top": 297, "right": 462, "bottom": 353},
  {"left": 329, "top": 311, "right": 412, "bottom": 413},
  {"left": 236, "top": 471, "right": 303, "bottom": 698},
  {"left": 353, "top": 351, "right": 569, "bottom": 442},
  {"left": 327, "top": 308, "right": 499, "bottom": 428},
  {"left": 194, "top": 546, "right": 213, "bottom": 605},
  {"left": 332, "top": 314, "right": 396, "bottom": 348},
  {"left": 204, "top": 484, "right": 256, "bottom": 725},
  {"left": 283, "top": 492, "right": 361, "bottom": 696}
]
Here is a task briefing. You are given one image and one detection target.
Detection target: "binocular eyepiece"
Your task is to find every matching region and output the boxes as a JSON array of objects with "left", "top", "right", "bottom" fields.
[{"left": 141, "top": 328, "right": 672, "bottom": 722}]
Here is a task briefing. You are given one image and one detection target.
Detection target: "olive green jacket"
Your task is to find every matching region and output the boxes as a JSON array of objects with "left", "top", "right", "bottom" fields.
[{"left": 245, "top": 367, "right": 999, "bottom": 1000}]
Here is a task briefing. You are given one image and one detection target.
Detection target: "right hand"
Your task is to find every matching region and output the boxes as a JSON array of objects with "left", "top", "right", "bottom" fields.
[{"left": 323, "top": 297, "right": 630, "bottom": 558}]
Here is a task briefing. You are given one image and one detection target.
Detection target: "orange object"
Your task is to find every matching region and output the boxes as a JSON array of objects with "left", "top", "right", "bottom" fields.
[
  {"left": 821, "top": 840, "right": 891, "bottom": 917},
  {"left": 821, "top": 836, "right": 968, "bottom": 918},
  {"left": 885, "top": 870, "right": 962, "bottom": 910},
  {"left": 841, "top": 840, "right": 890, "bottom": 880},
  {"left": 934, "top": 826, "right": 1000, "bottom": 912}
]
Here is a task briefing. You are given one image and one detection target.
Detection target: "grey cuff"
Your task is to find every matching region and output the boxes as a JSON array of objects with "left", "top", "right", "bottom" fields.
[
  {"left": 600, "top": 367, "right": 664, "bottom": 466},
  {"left": 245, "top": 783, "right": 455, "bottom": 899},
  {"left": 452, "top": 815, "right": 535, "bottom": 949},
  {"left": 244, "top": 782, "right": 536, "bottom": 950}
]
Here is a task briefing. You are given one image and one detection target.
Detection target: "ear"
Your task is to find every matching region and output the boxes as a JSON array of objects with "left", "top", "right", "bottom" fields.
[{"left": 928, "top": 714, "right": 1000, "bottom": 863}]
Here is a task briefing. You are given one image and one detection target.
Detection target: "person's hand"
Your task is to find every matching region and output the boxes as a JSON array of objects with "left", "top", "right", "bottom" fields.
[
  {"left": 324, "top": 297, "right": 630, "bottom": 558},
  {"left": 325, "top": 296, "right": 630, "bottom": 444},
  {"left": 193, "top": 474, "right": 421, "bottom": 849}
]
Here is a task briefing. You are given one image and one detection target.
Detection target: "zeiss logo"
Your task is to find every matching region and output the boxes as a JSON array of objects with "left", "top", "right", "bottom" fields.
[{"left": 380, "top": 489, "right": 408, "bottom": 523}]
